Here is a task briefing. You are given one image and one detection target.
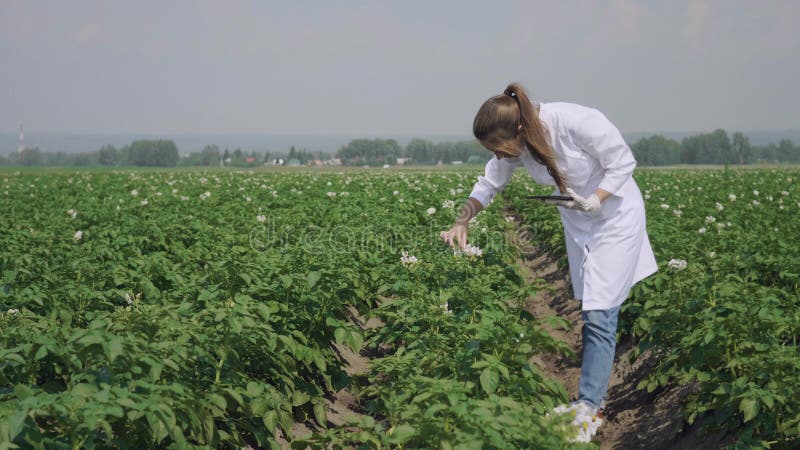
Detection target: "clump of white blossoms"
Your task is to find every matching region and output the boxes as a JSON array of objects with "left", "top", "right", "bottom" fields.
[
  {"left": 400, "top": 250, "right": 419, "bottom": 266},
  {"left": 668, "top": 258, "right": 687, "bottom": 270},
  {"left": 705, "top": 216, "right": 716, "bottom": 223},
  {"left": 256, "top": 215, "right": 266, "bottom": 223},
  {"left": 752, "top": 200, "right": 760, "bottom": 206},
  {"left": 67, "top": 209, "right": 78, "bottom": 219},
  {"left": 672, "top": 210, "right": 682, "bottom": 217},
  {"left": 427, "top": 207, "right": 436, "bottom": 215},
  {"left": 781, "top": 190, "right": 789, "bottom": 196},
  {"left": 660, "top": 203, "right": 669, "bottom": 209},
  {"left": 73, "top": 230, "right": 83, "bottom": 241},
  {"left": 715, "top": 202, "right": 724, "bottom": 211},
  {"left": 130, "top": 189, "right": 139, "bottom": 197},
  {"left": 753, "top": 190, "right": 759, "bottom": 196},
  {"left": 505, "top": 215, "right": 516, "bottom": 222},
  {"left": 442, "top": 200, "right": 455, "bottom": 209},
  {"left": 326, "top": 191, "right": 336, "bottom": 197},
  {"left": 200, "top": 191, "right": 211, "bottom": 200},
  {"left": 454, "top": 243, "right": 483, "bottom": 258},
  {"left": 6, "top": 308, "right": 19, "bottom": 315},
  {"left": 141, "top": 199, "right": 149, "bottom": 206},
  {"left": 698, "top": 227, "right": 707, "bottom": 234},
  {"left": 729, "top": 193, "right": 737, "bottom": 201}
]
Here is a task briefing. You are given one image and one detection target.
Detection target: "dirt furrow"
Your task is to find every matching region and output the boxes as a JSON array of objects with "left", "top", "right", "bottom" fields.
[{"left": 510, "top": 212, "right": 727, "bottom": 449}]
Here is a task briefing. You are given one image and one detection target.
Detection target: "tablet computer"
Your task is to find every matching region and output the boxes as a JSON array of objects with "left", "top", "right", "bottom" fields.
[{"left": 526, "top": 195, "right": 574, "bottom": 201}]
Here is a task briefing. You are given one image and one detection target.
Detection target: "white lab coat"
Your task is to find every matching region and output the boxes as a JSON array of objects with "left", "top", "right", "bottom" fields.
[{"left": 469, "top": 102, "right": 658, "bottom": 311}]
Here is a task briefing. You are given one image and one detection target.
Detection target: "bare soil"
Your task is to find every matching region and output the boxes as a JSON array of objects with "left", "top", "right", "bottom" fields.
[
  {"left": 514, "top": 221, "right": 734, "bottom": 449},
  {"left": 275, "top": 305, "right": 384, "bottom": 449}
]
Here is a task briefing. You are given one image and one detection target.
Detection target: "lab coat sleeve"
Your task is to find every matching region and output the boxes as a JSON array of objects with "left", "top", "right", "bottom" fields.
[
  {"left": 468, "top": 156, "right": 521, "bottom": 207},
  {"left": 571, "top": 108, "right": 636, "bottom": 197}
]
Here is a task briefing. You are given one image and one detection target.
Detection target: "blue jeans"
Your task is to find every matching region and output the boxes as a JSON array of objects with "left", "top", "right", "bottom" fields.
[{"left": 578, "top": 305, "right": 621, "bottom": 409}]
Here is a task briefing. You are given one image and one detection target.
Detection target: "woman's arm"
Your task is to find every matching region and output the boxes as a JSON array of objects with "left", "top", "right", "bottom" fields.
[{"left": 441, "top": 156, "right": 519, "bottom": 249}]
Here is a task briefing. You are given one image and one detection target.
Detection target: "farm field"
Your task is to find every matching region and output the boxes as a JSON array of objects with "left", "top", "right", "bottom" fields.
[{"left": 0, "top": 167, "right": 798, "bottom": 449}]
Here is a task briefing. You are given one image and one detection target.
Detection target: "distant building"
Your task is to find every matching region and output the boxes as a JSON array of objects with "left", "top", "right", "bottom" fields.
[
  {"left": 451, "top": 160, "right": 463, "bottom": 165},
  {"left": 17, "top": 124, "right": 25, "bottom": 154},
  {"left": 325, "top": 158, "right": 342, "bottom": 166},
  {"left": 396, "top": 157, "right": 411, "bottom": 165},
  {"left": 245, "top": 156, "right": 256, "bottom": 164}
]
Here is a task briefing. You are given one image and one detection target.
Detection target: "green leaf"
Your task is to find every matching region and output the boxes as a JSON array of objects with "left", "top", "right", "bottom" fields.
[
  {"left": 306, "top": 271, "right": 321, "bottom": 290},
  {"left": 387, "top": 424, "right": 416, "bottom": 443},
  {"left": 740, "top": 397, "right": 758, "bottom": 423},
  {"left": 208, "top": 393, "right": 227, "bottom": 412},
  {"left": 480, "top": 368, "right": 500, "bottom": 395},
  {"left": 108, "top": 338, "right": 124, "bottom": 363},
  {"left": 313, "top": 403, "right": 327, "bottom": 427}
]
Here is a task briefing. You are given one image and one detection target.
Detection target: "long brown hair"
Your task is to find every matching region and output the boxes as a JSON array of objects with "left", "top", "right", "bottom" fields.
[{"left": 473, "top": 82, "right": 568, "bottom": 192}]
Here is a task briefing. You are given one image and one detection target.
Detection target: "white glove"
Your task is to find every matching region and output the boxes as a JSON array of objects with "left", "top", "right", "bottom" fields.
[{"left": 543, "top": 187, "right": 602, "bottom": 215}]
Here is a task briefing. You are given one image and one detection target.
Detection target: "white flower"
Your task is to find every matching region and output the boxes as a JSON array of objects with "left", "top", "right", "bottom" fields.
[
  {"left": 781, "top": 190, "right": 789, "bottom": 196},
  {"left": 715, "top": 202, "right": 724, "bottom": 211},
  {"left": 200, "top": 178, "right": 208, "bottom": 184},
  {"left": 753, "top": 190, "right": 759, "bottom": 196},
  {"left": 708, "top": 252, "right": 716, "bottom": 258},
  {"left": 141, "top": 199, "right": 149, "bottom": 206},
  {"left": 427, "top": 207, "right": 436, "bottom": 215},
  {"left": 752, "top": 200, "right": 760, "bottom": 206},
  {"left": 340, "top": 191, "right": 349, "bottom": 196},
  {"left": 6, "top": 308, "right": 18, "bottom": 315},
  {"left": 660, "top": 203, "right": 669, "bottom": 209},
  {"left": 705, "top": 216, "right": 716, "bottom": 223},
  {"left": 73, "top": 230, "right": 83, "bottom": 241},
  {"left": 668, "top": 258, "right": 687, "bottom": 270},
  {"left": 644, "top": 194, "right": 651, "bottom": 200},
  {"left": 393, "top": 190, "right": 400, "bottom": 195},
  {"left": 400, "top": 250, "right": 419, "bottom": 266},
  {"left": 326, "top": 191, "right": 337, "bottom": 197},
  {"left": 442, "top": 200, "right": 455, "bottom": 209},
  {"left": 256, "top": 215, "right": 266, "bottom": 223},
  {"left": 728, "top": 193, "right": 737, "bottom": 201},
  {"left": 698, "top": 227, "right": 707, "bottom": 234},
  {"left": 130, "top": 189, "right": 139, "bottom": 196},
  {"left": 505, "top": 215, "right": 515, "bottom": 222},
  {"left": 245, "top": 196, "right": 252, "bottom": 202},
  {"left": 326, "top": 181, "right": 332, "bottom": 186},
  {"left": 172, "top": 188, "right": 178, "bottom": 194},
  {"left": 200, "top": 191, "right": 211, "bottom": 200},
  {"left": 67, "top": 209, "right": 78, "bottom": 219},
  {"left": 180, "top": 195, "right": 189, "bottom": 201},
  {"left": 672, "top": 210, "right": 682, "bottom": 217},
  {"left": 454, "top": 243, "right": 483, "bottom": 258}
]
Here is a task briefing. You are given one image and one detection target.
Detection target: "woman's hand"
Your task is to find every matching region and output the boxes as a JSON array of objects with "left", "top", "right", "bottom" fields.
[
  {"left": 543, "top": 187, "right": 602, "bottom": 215},
  {"left": 440, "top": 222, "right": 469, "bottom": 250}
]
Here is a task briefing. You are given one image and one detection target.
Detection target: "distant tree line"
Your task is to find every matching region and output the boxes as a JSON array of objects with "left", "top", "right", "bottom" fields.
[
  {"left": 336, "top": 138, "right": 490, "bottom": 166},
  {"left": 632, "top": 130, "right": 799, "bottom": 165},
  {"left": 3, "top": 130, "right": 800, "bottom": 167},
  {"left": 4, "top": 140, "right": 179, "bottom": 167}
]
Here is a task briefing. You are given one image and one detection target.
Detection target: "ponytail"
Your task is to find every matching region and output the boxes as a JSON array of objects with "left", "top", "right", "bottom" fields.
[{"left": 503, "top": 83, "right": 568, "bottom": 193}]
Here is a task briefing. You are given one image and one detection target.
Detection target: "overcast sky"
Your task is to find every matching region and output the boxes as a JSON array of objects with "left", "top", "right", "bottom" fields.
[{"left": 1, "top": 1, "right": 798, "bottom": 136}]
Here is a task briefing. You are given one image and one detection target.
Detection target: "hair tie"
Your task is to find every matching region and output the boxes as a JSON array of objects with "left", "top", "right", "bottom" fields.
[{"left": 504, "top": 88, "right": 515, "bottom": 98}]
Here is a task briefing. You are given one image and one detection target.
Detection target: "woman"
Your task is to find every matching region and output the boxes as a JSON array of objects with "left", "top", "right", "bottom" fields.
[{"left": 441, "top": 83, "right": 658, "bottom": 442}]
